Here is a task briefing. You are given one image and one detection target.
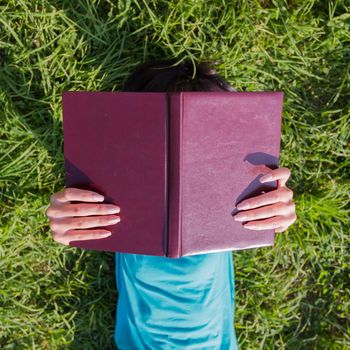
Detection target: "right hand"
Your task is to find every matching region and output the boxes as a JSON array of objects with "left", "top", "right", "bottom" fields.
[{"left": 45, "top": 187, "right": 121, "bottom": 246}]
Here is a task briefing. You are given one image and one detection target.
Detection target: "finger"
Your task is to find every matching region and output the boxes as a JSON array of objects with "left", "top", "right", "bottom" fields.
[
  {"left": 50, "top": 215, "right": 121, "bottom": 232},
  {"left": 236, "top": 187, "right": 294, "bottom": 210},
  {"left": 51, "top": 187, "right": 104, "bottom": 204},
  {"left": 234, "top": 201, "right": 295, "bottom": 221},
  {"left": 242, "top": 213, "right": 296, "bottom": 230},
  {"left": 53, "top": 229, "right": 112, "bottom": 245},
  {"left": 67, "top": 229, "right": 112, "bottom": 242},
  {"left": 259, "top": 166, "right": 291, "bottom": 187},
  {"left": 46, "top": 203, "right": 120, "bottom": 218}
]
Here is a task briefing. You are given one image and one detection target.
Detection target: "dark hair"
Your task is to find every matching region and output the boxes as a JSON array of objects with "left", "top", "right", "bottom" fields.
[{"left": 122, "top": 58, "right": 236, "bottom": 92}]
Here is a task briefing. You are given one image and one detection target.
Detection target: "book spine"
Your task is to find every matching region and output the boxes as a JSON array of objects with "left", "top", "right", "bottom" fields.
[{"left": 166, "top": 93, "right": 182, "bottom": 258}]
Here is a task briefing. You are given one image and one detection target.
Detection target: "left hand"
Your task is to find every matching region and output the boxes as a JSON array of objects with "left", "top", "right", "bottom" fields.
[{"left": 233, "top": 166, "right": 297, "bottom": 233}]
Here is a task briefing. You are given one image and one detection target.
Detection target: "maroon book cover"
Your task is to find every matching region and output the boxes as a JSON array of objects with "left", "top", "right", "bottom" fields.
[{"left": 62, "top": 91, "right": 283, "bottom": 258}]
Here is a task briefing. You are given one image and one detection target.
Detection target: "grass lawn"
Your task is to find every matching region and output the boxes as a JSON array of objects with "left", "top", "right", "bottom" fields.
[{"left": 0, "top": 0, "right": 349, "bottom": 349}]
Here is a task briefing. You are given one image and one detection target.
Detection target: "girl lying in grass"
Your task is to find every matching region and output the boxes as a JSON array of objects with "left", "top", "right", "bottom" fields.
[{"left": 45, "top": 58, "right": 297, "bottom": 349}]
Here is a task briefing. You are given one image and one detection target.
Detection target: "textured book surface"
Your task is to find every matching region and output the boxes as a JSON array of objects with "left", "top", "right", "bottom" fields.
[
  {"left": 63, "top": 92, "right": 168, "bottom": 255},
  {"left": 62, "top": 91, "right": 283, "bottom": 257},
  {"left": 167, "top": 92, "right": 283, "bottom": 258}
]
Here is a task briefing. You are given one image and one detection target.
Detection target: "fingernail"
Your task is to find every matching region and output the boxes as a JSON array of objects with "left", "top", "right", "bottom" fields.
[
  {"left": 243, "top": 223, "right": 255, "bottom": 229},
  {"left": 110, "top": 217, "right": 121, "bottom": 223},
  {"left": 101, "top": 232, "right": 112, "bottom": 237},
  {"left": 234, "top": 214, "right": 247, "bottom": 221},
  {"left": 237, "top": 203, "right": 250, "bottom": 210},
  {"left": 109, "top": 206, "right": 120, "bottom": 213},
  {"left": 260, "top": 175, "right": 272, "bottom": 182}
]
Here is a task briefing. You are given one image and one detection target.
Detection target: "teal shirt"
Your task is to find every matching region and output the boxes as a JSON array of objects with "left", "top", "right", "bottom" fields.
[{"left": 114, "top": 251, "right": 238, "bottom": 349}]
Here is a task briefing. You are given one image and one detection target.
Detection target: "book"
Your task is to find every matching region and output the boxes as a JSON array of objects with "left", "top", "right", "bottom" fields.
[{"left": 62, "top": 91, "right": 283, "bottom": 258}]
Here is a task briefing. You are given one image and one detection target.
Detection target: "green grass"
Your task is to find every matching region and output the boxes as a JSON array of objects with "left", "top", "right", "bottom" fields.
[{"left": 0, "top": 0, "right": 349, "bottom": 349}]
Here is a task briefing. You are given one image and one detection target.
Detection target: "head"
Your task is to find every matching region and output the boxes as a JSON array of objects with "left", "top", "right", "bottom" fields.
[{"left": 122, "top": 58, "right": 236, "bottom": 92}]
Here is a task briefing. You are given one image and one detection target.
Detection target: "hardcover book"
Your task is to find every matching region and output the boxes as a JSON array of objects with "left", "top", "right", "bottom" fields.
[{"left": 62, "top": 91, "right": 283, "bottom": 258}]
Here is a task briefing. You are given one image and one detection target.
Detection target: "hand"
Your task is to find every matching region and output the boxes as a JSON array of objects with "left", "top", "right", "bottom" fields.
[
  {"left": 45, "top": 187, "right": 121, "bottom": 246},
  {"left": 233, "top": 167, "right": 296, "bottom": 233}
]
